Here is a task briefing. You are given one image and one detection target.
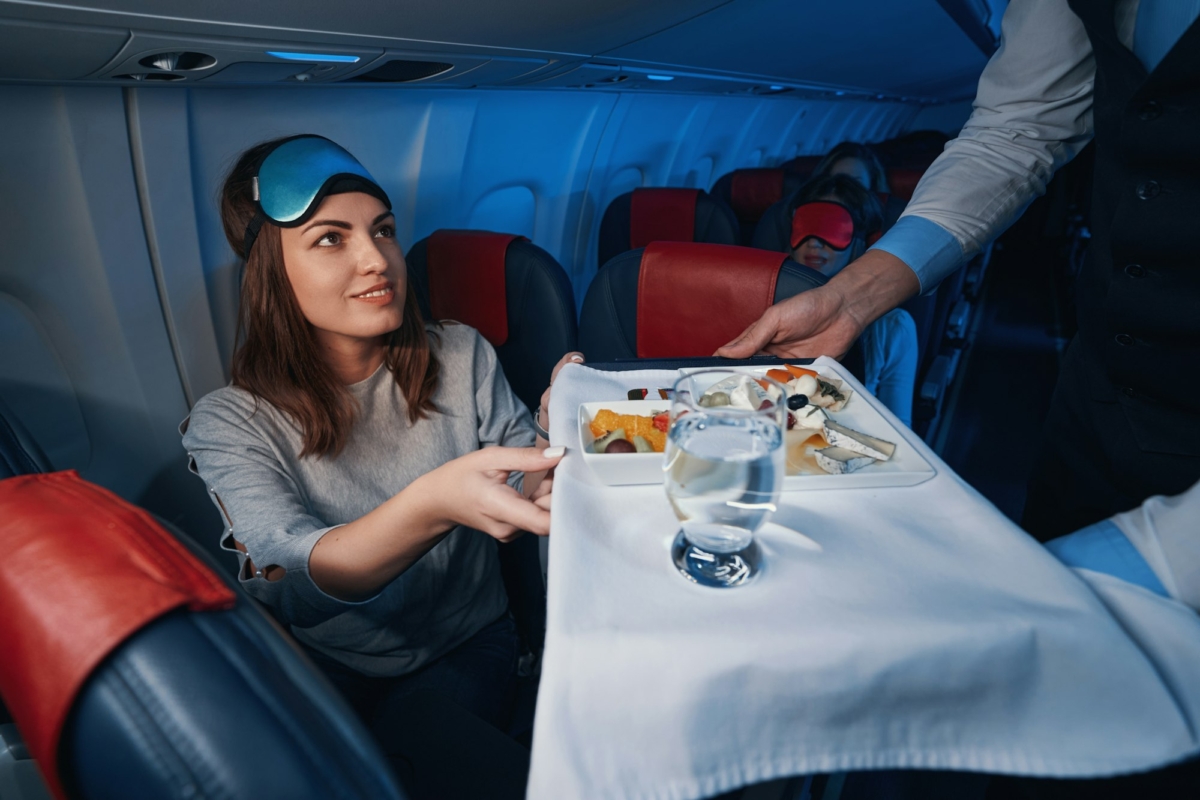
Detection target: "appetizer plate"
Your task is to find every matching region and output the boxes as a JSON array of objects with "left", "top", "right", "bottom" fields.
[
  {"left": 578, "top": 400, "right": 672, "bottom": 486},
  {"left": 578, "top": 364, "right": 937, "bottom": 490}
]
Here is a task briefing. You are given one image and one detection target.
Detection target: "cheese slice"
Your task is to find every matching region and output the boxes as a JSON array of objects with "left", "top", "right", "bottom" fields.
[
  {"left": 822, "top": 420, "right": 895, "bottom": 461},
  {"left": 814, "top": 447, "right": 877, "bottom": 474}
]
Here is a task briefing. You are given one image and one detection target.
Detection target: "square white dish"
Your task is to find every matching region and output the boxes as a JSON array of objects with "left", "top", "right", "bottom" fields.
[
  {"left": 578, "top": 400, "right": 672, "bottom": 486},
  {"left": 578, "top": 362, "right": 936, "bottom": 490}
]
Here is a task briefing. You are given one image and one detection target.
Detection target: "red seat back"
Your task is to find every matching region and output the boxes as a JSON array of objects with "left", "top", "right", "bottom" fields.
[
  {"left": 0, "top": 471, "right": 235, "bottom": 798},
  {"left": 629, "top": 188, "right": 700, "bottom": 250},
  {"left": 886, "top": 167, "right": 925, "bottom": 202},
  {"left": 426, "top": 230, "right": 523, "bottom": 347},
  {"left": 635, "top": 242, "right": 786, "bottom": 358},
  {"left": 729, "top": 168, "right": 786, "bottom": 223}
]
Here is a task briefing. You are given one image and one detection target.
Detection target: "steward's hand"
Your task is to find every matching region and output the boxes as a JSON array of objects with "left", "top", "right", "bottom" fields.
[
  {"left": 715, "top": 249, "right": 921, "bottom": 359},
  {"left": 415, "top": 446, "right": 565, "bottom": 542}
]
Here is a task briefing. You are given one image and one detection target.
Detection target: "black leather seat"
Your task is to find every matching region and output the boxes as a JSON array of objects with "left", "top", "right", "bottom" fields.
[
  {"left": 710, "top": 168, "right": 806, "bottom": 245},
  {"left": 579, "top": 242, "right": 827, "bottom": 361},
  {"left": 0, "top": 401, "right": 408, "bottom": 800},
  {"left": 406, "top": 230, "right": 578, "bottom": 413},
  {"left": 597, "top": 188, "right": 739, "bottom": 269}
]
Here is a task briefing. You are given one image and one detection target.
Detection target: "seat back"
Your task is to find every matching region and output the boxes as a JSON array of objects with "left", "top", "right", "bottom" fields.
[
  {"left": 579, "top": 242, "right": 827, "bottom": 361},
  {"left": 710, "top": 168, "right": 806, "bottom": 244},
  {"left": 780, "top": 155, "right": 823, "bottom": 181},
  {"left": 597, "top": 188, "right": 739, "bottom": 269},
  {"left": 885, "top": 167, "right": 925, "bottom": 202},
  {"left": 407, "top": 230, "right": 578, "bottom": 412},
  {"left": 0, "top": 395, "right": 49, "bottom": 480},
  {"left": 0, "top": 470, "right": 406, "bottom": 800}
]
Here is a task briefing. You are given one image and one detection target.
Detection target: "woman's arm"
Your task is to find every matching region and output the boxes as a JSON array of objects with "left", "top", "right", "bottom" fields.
[{"left": 309, "top": 445, "right": 563, "bottom": 601}]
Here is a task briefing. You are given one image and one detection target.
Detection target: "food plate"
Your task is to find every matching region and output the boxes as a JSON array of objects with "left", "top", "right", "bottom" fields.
[
  {"left": 578, "top": 362, "right": 936, "bottom": 490},
  {"left": 578, "top": 400, "right": 672, "bottom": 486}
]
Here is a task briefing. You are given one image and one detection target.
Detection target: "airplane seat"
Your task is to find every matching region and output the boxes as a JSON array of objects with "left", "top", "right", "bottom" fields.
[
  {"left": 885, "top": 167, "right": 926, "bottom": 202},
  {"left": 578, "top": 242, "right": 827, "bottom": 361},
  {"left": 0, "top": 395, "right": 50, "bottom": 481},
  {"left": 710, "top": 168, "right": 805, "bottom": 245},
  {"left": 596, "top": 188, "right": 739, "bottom": 269},
  {"left": 406, "top": 230, "right": 578, "bottom": 414},
  {"left": 0, "top": 470, "right": 407, "bottom": 800},
  {"left": 779, "top": 155, "right": 823, "bottom": 182}
]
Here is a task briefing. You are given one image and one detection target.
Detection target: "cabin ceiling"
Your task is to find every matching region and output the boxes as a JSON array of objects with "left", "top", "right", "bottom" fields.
[{"left": 0, "top": 0, "right": 991, "bottom": 100}]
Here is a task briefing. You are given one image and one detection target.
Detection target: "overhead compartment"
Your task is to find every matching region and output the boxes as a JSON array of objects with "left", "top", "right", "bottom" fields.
[{"left": 0, "top": 18, "right": 129, "bottom": 81}]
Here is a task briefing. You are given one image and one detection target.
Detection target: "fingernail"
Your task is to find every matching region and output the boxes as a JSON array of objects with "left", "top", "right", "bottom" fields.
[
  {"left": 569, "top": 355, "right": 584, "bottom": 362},
  {"left": 543, "top": 446, "right": 566, "bottom": 459}
]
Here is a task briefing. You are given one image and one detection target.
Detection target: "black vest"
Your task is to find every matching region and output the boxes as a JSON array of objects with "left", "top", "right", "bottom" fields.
[{"left": 1067, "top": 0, "right": 1200, "bottom": 415}]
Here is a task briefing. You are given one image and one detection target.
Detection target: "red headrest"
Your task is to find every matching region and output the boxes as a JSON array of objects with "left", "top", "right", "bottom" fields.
[
  {"left": 781, "top": 155, "right": 822, "bottom": 179},
  {"left": 629, "top": 188, "right": 700, "bottom": 250},
  {"left": 636, "top": 242, "right": 787, "bottom": 358},
  {"left": 729, "top": 169, "right": 785, "bottom": 223},
  {"left": 791, "top": 201, "right": 856, "bottom": 251},
  {"left": 426, "top": 230, "right": 525, "bottom": 347},
  {"left": 0, "top": 471, "right": 235, "bottom": 799},
  {"left": 886, "top": 167, "right": 924, "bottom": 201}
]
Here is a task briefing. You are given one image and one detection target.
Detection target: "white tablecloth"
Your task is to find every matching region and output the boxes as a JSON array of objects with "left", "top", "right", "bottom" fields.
[{"left": 528, "top": 360, "right": 1200, "bottom": 800}]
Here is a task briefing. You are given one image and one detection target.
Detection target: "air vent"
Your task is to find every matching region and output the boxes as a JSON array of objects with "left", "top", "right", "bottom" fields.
[
  {"left": 113, "top": 72, "right": 185, "bottom": 81},
  {"left": 348, "top": 59, "right": 454, "bottom": 83},
  {"left": 138, "top": 51, "right": 216, "bottom": 71}
]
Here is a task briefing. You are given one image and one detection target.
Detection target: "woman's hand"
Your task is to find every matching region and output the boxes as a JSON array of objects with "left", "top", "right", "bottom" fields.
[
  {"left": 310, "top": 446, "right": 564, "bottom": 600},
  {"left": 414, "top": 446, "right": 565, "bottom": 541},
  {"left": 539, "top": 351, "right": 585, "bottom": 436}
]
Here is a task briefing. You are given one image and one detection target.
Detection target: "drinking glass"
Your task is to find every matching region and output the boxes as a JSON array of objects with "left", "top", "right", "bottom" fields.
[{"left": 664, "top": 369, "right": 787, "bottom": 587}]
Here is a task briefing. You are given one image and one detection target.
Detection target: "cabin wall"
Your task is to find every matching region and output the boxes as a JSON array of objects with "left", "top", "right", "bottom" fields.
[{"left": 0, "top": 83, "right": 928, "bottom": 539}]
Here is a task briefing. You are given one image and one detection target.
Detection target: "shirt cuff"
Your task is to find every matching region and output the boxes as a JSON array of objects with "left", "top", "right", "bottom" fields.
[
  {"left": 1045, "top": 519, "right": 1170, "bottom": 598},
  {"left": 869, "top": 215, "right": 964, "bottom": 294}
]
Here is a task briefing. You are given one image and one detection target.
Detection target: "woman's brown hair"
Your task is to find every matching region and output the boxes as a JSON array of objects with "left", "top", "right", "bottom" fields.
[{"left": 220, "top": 137, "right": 439, "bottom": 458}]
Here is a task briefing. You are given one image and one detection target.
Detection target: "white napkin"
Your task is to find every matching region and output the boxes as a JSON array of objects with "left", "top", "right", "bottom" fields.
[{"left": 529, "top": 360, "right": 1200, "bottom": 800}]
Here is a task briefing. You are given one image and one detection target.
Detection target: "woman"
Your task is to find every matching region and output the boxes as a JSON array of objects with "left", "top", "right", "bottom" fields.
[
  {"left": 181, "top": 135, "right": 576, "bottom": 798},
  {"left": 788, "top": 175, "right": 918, "bottom": 426},
  {"left": 809, "top": 140, "right": 890, "bottom": 194}
]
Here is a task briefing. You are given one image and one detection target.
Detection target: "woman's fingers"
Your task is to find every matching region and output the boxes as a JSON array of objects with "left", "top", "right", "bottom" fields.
[
  {"left": 473, "top": 445, "right": 564, "bottom": 475},
  {"left": 550, "top": 351, "right": 585, "bottom": 383},
  {"left": 484, "top": 488, "right": 552, "bottom": 536}
]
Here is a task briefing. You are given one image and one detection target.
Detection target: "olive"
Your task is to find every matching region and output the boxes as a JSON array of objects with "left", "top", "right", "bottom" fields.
[
  {"left": 604, "top": 438, "right": 637, "bottom": 453},
  {"left": 787, "top": 394, "right": 809, "bottom": 410}
]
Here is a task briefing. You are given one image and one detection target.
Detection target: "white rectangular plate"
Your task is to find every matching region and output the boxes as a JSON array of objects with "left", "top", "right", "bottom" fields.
[{"left": 579, "top": 363, "right": 936, "bottom": 490}]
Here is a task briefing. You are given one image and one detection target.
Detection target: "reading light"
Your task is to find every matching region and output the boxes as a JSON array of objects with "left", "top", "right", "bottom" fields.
[
  {"left": 266, "top": 51, "right": 361, "bottom": 63},
  {"left": 770, "top": 85, "right": 784, "bottom": 91},
  {"left": 646, "top": 74, "right": 674, "bottom": 81}
]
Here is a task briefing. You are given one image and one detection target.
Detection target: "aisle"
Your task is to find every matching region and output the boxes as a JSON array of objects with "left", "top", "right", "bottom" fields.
[{"left": 938, "top": 233, "right": 1068, "bottom": 523}]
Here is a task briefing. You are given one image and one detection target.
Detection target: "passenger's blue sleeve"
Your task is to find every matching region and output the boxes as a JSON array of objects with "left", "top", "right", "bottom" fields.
[
  {"left": 1045, "top": 519, "right": 1170, "bottom": 597},
  {"left": 868, "top": 216, "right": 965, "bottom": 295}
]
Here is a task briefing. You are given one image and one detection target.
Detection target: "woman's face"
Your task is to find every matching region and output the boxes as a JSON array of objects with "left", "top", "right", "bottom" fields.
[
  {"left": 829, "top": 157, "right": 872, "bottom": 190},
  {"left": 278, "top": 192, "right": 405, "bottom": 349},
  {"left": 791, "top": 237, "right": 854, "bottom": 277}
]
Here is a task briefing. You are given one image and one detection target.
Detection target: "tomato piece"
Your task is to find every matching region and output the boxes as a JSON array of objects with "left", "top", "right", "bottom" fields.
[{"left": 652, "top": 412, "right": 670, "bottom": 432}]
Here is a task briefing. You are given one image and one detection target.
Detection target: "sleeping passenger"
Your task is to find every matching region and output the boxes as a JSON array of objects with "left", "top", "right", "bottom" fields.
[{"left": 788, "top": 175, "right": 919, "bottom": 426}]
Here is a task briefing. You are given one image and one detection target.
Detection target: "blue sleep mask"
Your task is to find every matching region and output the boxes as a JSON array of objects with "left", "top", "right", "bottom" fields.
[{"left": 243, "top": 135, "right": 392, "bottom": 256}]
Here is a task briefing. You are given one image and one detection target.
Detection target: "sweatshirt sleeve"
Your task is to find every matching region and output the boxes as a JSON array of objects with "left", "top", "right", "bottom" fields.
[
  {"left": 181, "top": 392, "right": 381, "bottom": 628},
  {"left": 467, "top": 329, "right": 538, "bottom": 493}
]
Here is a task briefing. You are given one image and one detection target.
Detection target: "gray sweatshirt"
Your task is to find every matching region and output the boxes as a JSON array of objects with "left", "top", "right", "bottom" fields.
[{"left": 181, "top": 324, "right": 536, "bottom": 677}]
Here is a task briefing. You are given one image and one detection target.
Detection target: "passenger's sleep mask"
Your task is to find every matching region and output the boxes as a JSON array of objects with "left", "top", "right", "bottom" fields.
[
  {"left": 243, "top": 135, "right": 392, "bottom": 256},
  {"left": 790, "top": 201, "right": 856, "bottom": 251}
]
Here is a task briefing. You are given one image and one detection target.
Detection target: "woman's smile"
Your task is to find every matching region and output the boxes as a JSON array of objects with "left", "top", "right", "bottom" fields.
[{"left": 351, "top": 281, "right": 396, "bottom": 305}]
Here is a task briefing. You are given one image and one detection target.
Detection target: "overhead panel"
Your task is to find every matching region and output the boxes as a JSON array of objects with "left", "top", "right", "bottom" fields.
[
  {"left": 0, "top": 0, "right": 731, "bottom": 58},
  {"left": 0, "top": 18, "right": 128, "bottom": 80},
  {"left": 599, "top": 0, "right": 990, "bottom": 100}
]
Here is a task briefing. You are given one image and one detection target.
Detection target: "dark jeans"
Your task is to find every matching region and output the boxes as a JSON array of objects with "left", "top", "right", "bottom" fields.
[{"left": 304, "top": 614, "right": 530, "bottom": 800}]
